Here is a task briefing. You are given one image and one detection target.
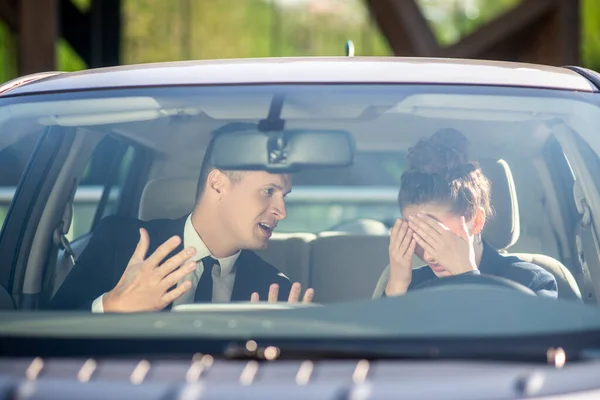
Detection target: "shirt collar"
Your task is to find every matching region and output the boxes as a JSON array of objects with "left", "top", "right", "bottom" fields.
[{"left": 184, "top": 214, "right": 240, "bottom": 277}]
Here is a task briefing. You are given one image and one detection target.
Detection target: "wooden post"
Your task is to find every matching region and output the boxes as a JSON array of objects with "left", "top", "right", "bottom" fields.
[
  {"left": 18, "top": 0, "right": 57, "bottom": 75},
  {"left": 367, "top": 0, "right": 580, "bottom": 67}
]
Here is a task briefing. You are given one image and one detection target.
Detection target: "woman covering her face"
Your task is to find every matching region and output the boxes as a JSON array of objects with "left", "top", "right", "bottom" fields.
[{"left": 384, "top": 128, "right": 558, "bottom": 298}]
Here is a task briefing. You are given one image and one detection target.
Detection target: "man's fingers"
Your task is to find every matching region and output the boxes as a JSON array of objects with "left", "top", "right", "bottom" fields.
[
  {"left": 130, "top": 228, "right": 150, "bottom": 264},
  {"left": 268, "top": 284, "right": 279, "bottom": 303},
  {"left": 160, "top": 260, "right": 196, "bottom": 289},
  {"left": 250, "top": 292, "right": 260, "bottom": 302},
  {"left": 156, "top": 246, "right": 197, "bottom": 277},
  {"left": 302, "top": 288, "right": 315, "bottom": 303},
  {"left": 288, "top": 282, "right": 302, "bottom": 303},
  {"left": 145, "top": 235, "right": 183, "bottom": 268},
  {"left": 160, "top": 280, "right": 192, "bottom": 306}
]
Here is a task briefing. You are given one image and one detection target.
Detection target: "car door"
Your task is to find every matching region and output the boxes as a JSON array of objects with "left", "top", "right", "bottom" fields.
[{"left": 0, "top": 125, "right": 74, "bottom": 310}]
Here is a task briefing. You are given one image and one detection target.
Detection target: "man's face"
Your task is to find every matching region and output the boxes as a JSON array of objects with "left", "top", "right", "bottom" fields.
[{"left": 220, "top": 171, "right": 292, "bottom": 250}]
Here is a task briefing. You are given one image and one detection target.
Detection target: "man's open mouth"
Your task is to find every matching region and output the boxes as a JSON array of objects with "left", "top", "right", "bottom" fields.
[{"left": 258, "top": 222, "right": 275, "bottom": 234}]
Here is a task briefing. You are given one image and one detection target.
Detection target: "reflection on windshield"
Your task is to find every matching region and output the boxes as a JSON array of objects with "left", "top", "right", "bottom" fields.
[{"left": 0, "top": 84, "right": 598, "bottom": 340}]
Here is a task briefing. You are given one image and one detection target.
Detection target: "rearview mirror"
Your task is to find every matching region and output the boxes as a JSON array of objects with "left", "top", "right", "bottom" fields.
[{"left": 210, "top": 129, "right": 355, "bottom": 172}]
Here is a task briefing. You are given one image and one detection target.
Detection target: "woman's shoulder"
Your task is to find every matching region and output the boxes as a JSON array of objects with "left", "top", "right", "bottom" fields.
[{"left": 487, "top": 251, "right": 558, "bottom": 296}]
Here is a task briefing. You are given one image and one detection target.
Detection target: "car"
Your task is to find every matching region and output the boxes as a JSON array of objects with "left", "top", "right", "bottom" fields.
[{"left": 2, "top": 57, "right": 600, "bottom": 398}]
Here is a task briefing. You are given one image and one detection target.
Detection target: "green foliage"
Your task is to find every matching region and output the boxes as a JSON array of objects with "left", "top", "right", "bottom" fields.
[
  {"left": 0, "top": 22, "right": 16, "bottom": 83},
  {"left": 57, "top": 39, "right": 87, "bottom": 72},
  {"left": 121, "top": 0, "right": 390, "bottom": 63},
  {"left": 0, "top": 0, "right": 598, "bottom": 81},
  {"left": 418, "top": 0, "right": 521, "bottom": 46},
  {"left": 582, "top": 0, "right": 600, "bottom": 72},
  {"left": 70, "top": 0, "right": 91, "bottom": 12}
]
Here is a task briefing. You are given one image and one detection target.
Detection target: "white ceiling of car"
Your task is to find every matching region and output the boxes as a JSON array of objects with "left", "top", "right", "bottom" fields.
[{"left": 3, "top": 90, "right": 595, "bottom": 169}]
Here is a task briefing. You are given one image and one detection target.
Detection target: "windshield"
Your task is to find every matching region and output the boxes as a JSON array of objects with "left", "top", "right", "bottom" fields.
[{"left": 2, "top": 83, "right": 600, "bottom": 342}]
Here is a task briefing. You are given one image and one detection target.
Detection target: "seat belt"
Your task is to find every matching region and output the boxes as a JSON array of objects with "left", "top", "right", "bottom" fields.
[
  {"left": 48, "top": 182, "right": 78, "bottom": 298},
  {"left": 573, "top": 181, "right": 598, "bottom": 304}
]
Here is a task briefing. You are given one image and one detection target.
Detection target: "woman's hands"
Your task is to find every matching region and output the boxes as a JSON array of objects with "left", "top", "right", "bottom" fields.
[
  {"left": 386, "top": 218, "right": 416, "bottom": 296},
  {"left": 386, "top": 214, "right": 478, "bottom": 296},
  {"left": 408, "top": 214, "right": 477, "bottom": 275}
]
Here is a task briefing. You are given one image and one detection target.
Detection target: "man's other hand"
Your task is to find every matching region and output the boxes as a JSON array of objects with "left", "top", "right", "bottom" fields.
[
  {"left": 103, "top": 228, "right": 197, "bottom": 312},
  {"left": 250, "top": 282, "right": 314, "bottom": 304}
]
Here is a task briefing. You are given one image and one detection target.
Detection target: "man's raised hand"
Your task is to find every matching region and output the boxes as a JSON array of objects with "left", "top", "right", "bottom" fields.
[
  {"left": 250, "top": 282, "right": 314, "bottom": 304},
  {"left": 102, "top": 228, "right": 197, "bottom": 312}
]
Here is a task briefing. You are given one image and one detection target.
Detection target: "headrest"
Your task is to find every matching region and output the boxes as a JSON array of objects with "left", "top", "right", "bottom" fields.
[
  {"left": 326, "top": 218, "right": 390, "bottom": 236},
  {"left": 138, "top": 177, "right": 197, "bottom": 221},
  {"left": 479, "top": 159, "right": 520, "bottom": 251}
]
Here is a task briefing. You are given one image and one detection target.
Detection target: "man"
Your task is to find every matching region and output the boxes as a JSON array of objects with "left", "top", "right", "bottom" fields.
[{"left": 49, "top": 136, "right": 313, "bottom": 312}]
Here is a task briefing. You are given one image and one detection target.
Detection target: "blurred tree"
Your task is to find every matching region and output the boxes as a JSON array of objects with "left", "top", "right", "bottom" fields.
[
  {"left": 417, "top": 0, "right": 521, "bottom": 47},
  {"left": 0, "top": 22, "right": 16, "bottom": 83},
  {"left": 0, "top": 0, "right": 598, "bottom": 83},
  {"left": 58, "top": 40, "right": 87, "bottom": 72},
  {"left": 121, "top": 0, "right": 390, "bottom": 62},
  {"left": 582, "top": 0, "right": 600, "bottom": 72}
]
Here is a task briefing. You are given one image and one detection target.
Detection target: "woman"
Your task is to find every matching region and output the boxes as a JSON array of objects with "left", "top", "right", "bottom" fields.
[{"left": 384, "top": 128, "right": 558, "bottom": 298}]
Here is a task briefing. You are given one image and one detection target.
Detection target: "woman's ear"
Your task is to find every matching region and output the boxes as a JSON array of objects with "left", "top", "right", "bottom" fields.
[{"left": 472, "top": 207, "right": 486, "bottom": 235}]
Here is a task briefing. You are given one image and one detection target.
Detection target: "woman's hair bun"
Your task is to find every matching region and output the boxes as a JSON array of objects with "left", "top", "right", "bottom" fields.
[{"left": 407, "top": 128, "right": 473, "bottom": 180}]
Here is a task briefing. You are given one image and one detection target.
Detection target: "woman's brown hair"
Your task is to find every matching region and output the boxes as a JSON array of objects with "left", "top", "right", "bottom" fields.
[{"left": 398, "top": 128, "right": 492, "bottom": 221}]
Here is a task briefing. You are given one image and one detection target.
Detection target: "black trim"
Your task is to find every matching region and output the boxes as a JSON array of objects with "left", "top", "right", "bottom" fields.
[
  {"left": 0, "top": 81, "right": 595, "bottom": 101},
  {"left": 563, "top": 66, "right": 600, "bottom": 92}
]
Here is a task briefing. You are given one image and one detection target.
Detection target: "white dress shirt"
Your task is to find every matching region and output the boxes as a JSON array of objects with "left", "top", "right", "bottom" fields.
[{"left": 91, "top": 214, "right": 240, "bottom": 312}]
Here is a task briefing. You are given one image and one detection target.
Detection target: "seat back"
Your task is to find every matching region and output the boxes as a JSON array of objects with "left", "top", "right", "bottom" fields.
[
  {"left": 479, "top": 159, "right": 520, "bottom": 251},
  {"left": 254, "top": 233, "right": 316, "bottom": 289},
  {"left": 139, "top": 176, "right": 197, "bottom": 221},
  {"left": 309, "top": 233, "right": 391, "bottom": 303},
  {"left": 509, "top": 253, "right": 582, "bottom": 301}
]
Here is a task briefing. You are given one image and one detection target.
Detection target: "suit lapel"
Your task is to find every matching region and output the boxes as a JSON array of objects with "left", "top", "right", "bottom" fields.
[
  {"left": 145, "top": 216, "right": 187, "bottom": 257},
  {"left": 231, "top": 250, "right": 269, "bottom": 301}
]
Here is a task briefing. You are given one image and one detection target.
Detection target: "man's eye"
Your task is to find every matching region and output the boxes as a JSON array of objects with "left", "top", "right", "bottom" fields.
[{"left": 263, "top": 188, "right": 274, "bottom": 196}]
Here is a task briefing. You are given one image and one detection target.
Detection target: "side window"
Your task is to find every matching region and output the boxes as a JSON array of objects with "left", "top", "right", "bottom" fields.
[
  {"left": 66, "top": 136, "right": 138, "bottom": 240},
  {"left": 0, "top": 131, "right": 43, "bottom": 233}
]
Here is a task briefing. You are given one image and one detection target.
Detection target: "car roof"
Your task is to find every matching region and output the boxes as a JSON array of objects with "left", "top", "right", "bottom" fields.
[{"left": 1, "top": 56, "right": 595, "bottom": 96}]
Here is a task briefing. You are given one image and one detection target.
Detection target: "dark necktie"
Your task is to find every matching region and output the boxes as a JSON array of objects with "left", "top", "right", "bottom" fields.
[{"left": 194, "top": 256, "right": 218, "bottom": 303}]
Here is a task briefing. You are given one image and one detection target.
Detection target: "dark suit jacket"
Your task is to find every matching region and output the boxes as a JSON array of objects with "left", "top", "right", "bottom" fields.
[{"left": 48, "top": 215, "right": 292, "bottom": 310}]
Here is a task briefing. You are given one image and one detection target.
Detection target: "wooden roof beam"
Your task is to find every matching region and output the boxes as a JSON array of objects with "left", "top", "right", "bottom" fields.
[
  {"left": 0, "top": 0, "right": 18, "bottom": 31},
  {"left": 444, "top": 0, "right": 557, "bottom": 59},
  {"left": 366, "top": 0, "right": 440, "bottom": 56},
  {"left": 18, "top": 0, "right": 57, "bottom": 75}
]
